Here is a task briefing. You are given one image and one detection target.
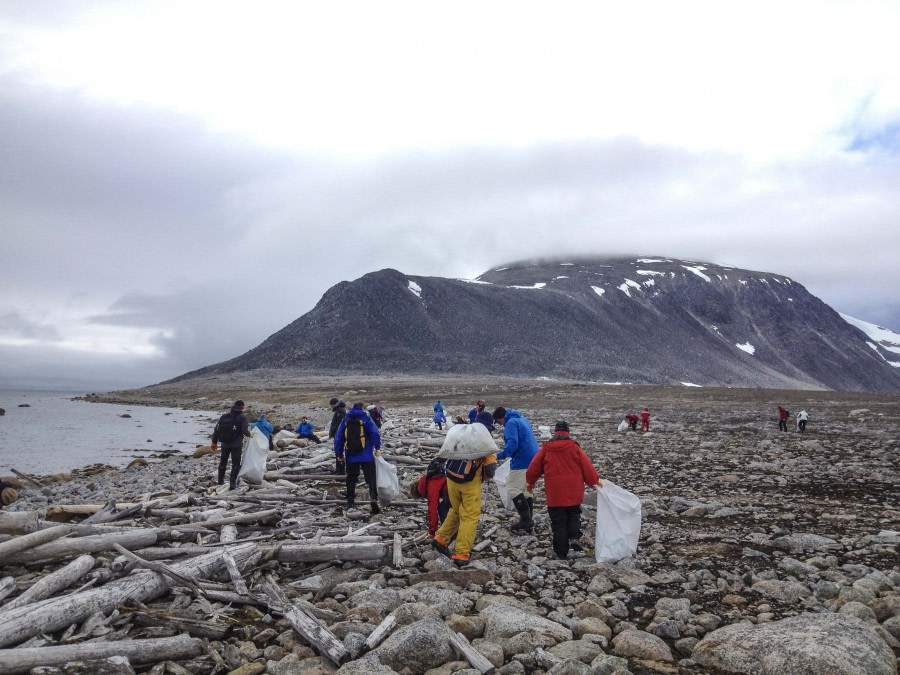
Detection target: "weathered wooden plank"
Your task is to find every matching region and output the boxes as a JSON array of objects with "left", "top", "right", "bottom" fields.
[
  {"left": 448, "top": 630, "right": 495, "bottom": 674},
  {"left": 2, "top": 529, "right": 159, "bottom": 566},
  {"left": 2, "top": 555, "right": 95, "bottom": 610},
  {"left": 0, "top": 634, "right": 203, "bottom": 675},
  {"left": 363, "top": 613, "right": 397, "bottom": 650},
  {"left": 0, "top": 525, "right": 74, "bottom": 561}
]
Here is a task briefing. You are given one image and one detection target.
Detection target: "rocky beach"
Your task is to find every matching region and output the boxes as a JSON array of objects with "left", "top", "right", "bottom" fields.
[{"left": 1, "top": 375, "right": 898, "bottom": 674}]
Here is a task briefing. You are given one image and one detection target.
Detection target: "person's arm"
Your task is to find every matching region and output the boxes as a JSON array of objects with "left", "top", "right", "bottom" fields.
[
  {"left": 365, "top": 417, "right": 382, "bottom": 450},
  {"left": 241, "top": 415, "right": 251, "bottom": 438},
  {"left": 426, "top": 479, "right": 442, "bottom": 533},
  {"left": 525, "top": 448, "right": 545, "bottom": 490},
  {"left": 334, "top": 419, "right": 347, "bottom": 459},
  {"left": 577, "top": 446, "right": 600, "bottom": 486}
]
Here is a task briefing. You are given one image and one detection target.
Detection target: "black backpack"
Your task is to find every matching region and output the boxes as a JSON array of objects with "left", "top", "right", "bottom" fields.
[
  {"left": 344, "top": 417, "right": 367, "bottom": 455},
  {"left": 443, "top": 458, "right": 481, "bottom": 483},
  {"left": 216, "top": 412, "right": 241, "bottom": 443}
]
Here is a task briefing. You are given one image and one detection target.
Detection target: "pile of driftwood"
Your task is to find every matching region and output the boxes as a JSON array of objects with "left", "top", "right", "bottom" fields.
[{"left": 0, "top": 418, "right": 475, "bottom": 674}]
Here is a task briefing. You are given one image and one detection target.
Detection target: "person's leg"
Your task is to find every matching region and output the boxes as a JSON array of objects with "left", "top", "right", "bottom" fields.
[
  {"left": 547, "top": 506, "right": 569, "bottom": 559},
  {"left": 346, "top": 461, "right": 361, "bottom": 506},
  {"left": 361, "top": 460, "right": 379, "bottom": 514},
  {"left": 434, "top": 481, "right": 462, "bottom": 555},
  {"left": 566, "top": 506, "right": 583, "bottom": 551},
  {"left": 217, "top": 448, "right": 229, "bottom": 485},
  {"left": 507, "top": 470, "right": 533, "bottom": 532},
  {"left": 228, "top": 447, "right": 242, "bottom": 489},
  {"left": 452, "top": 479, "right": 483, "bottom": 560}
]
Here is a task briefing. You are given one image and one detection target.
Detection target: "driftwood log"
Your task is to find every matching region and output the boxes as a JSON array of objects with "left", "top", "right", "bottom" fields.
[
  {"left": 2, "top": 555, "right": 95, "bottom": 611},
  {"left": 0, "top": 524, "right": 74, "bottom": 561},
  {"left": 0, "top": 511, "right": 40, "bottom": 535},
  {"left": 3, "top": 528, "right": 159, "bottom": 565},
  {"left": 0, "top": 634, "right": 204, "bottom": 675},
  {"left": 269, "top": 542, "right": 387, "bottom": 563},
  {"left": 0, "top": 542, "right": 260, "bottom": 647}
]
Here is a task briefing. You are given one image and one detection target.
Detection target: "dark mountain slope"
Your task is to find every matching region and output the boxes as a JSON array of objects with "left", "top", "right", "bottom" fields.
[{"left": 170, "top": 257, "right": 900, "bottom": 391}]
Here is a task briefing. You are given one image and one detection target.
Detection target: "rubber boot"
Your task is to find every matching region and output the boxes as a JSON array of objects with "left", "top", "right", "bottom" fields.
[
  {"left": 527, "top": 497, "right": 534, "bottom": 521},
  {"left": 334, "top": 458, "right": 345, "bottom": 475},
  {"left": 370, "top": 501, "right": 381, "bottom": 515},
  {"left": 511, "top": 494, "right": 534, "bottom": 532},
  {"left": 346, "top": 482, "right": 356, "bottom": 509}
]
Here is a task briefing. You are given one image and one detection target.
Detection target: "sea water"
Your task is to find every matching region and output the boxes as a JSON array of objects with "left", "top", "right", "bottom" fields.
[{"left": 0, "top": 390, "right": 220, "bottom": 475}]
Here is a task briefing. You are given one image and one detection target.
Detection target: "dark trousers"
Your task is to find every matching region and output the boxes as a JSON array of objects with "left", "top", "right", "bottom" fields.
[
  {"left": 218, "top": 446, "right": 242, "bottom": 487},
  {"left": 346, "top": 460, "right": 377, "bottom": 505},
  {"left": 779, "top": 419, "right": 787, "bottom": 431},
  {"left": 548, "top": 505, "right": 582, "bottom": 559},
  {"left": 299, "top": 433, "right": 321, "bottom": 443},
  {"left": 798, "top": 420, "right": 807, "bottom": 432}
]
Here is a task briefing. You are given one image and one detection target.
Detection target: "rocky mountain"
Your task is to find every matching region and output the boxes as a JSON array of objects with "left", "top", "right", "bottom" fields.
[{"left": 172, "top": 257, "right": 900, "bottom": 391}]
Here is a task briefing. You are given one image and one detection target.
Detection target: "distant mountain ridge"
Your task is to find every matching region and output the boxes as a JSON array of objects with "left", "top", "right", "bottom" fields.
[{"left": 171, "top": 256, "right": 900, "bottom": 391}]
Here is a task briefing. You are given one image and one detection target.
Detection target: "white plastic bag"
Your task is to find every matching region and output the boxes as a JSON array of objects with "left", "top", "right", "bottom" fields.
[
  {"left": 617, "top": 420, "right": 628, "bottom": 433},
  {"left": 374, "top": 455, "right": 400, "bottom": 504},
  {"left": 538, "top": 425, "right": 551, "bottom": 440},
  {"left": 438, "top": 422, "right": 500, "bottom": 460},
  {"left": 595, "top": 480, "right": 642, "bottom": 563},
  {"left": 273, "top": 429, "right": 298, "bottom": 444},
  {"left": 492, "top": 460, "right": 515, "bottom": 511},
  {"left": 237, "top": 428, "right": 269, "bottom": 485}
]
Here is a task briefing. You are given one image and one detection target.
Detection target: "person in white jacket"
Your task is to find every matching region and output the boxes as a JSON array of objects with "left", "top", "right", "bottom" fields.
[{"left": 797, "top": 409, "right": 809, "bottom": 433}]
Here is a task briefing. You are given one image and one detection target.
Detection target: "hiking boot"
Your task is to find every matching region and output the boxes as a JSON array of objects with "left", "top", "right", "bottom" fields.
[
  {"left": 431, "top": 536, "right": 451, "bottom": 558},
  {"left": 569, "top": 540, "right": 584, "bottom": 552},
  {"left": 451, "top": 554, "right": 470, "bottom": 567},
  {"left": 511, "top": 494, "right": 534, "bottom": 532},
  {"left": 370, "top": 502, "right": 381, "bottom": 515}
]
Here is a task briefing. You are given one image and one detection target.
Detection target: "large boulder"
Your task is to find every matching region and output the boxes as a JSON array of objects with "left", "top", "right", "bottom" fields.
[
  {"left": 610, "top": 630, "right": 674, "bottom": 662},
  {"left": 692, "top": 613, "right": 896, "bottom": 674},
  {"left": 372, "top": 618, "right": 455, "bottom": 672},
  {"left": 481, "top": 602, "right": 573, "bottom": 647}
]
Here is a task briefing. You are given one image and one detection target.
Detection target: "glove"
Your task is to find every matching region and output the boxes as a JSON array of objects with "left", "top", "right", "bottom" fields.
[
  {"left": 526, "top": 483, "right": 534, "bottom": 494},
  {"left": 211, "top": 443, "right": 217, "bottom": 451},
  {"left": 374, "top": 449, "right": 382, "bottom": 456}
]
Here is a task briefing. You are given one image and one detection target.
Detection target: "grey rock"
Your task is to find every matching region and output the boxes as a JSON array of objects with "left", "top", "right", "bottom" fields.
[
  {"left": 412, "top": 586, "right": 472, "bottom": 616},
  {"left": 752, "top": 579, "right": 812, "bottom": 603},
  {"left": 589, "top": 653, "right": 632, "bottom": 674},
  {"left": 345, "top": 588, "right": 403, "bottom": 619},
  {"left": 548, "top": 638, "right": 604, "bottom": 663},
  {"left": 692, "top": 613, "right": 896, "bottom": 675},
  {"left": 372, "top": 618, "right": 455, "bottom": 672},
  {"left": 610, "top": 630, "right": 674, "bottom": 662},
  {"left": 838, "top": 601, "right": 878, "bottom": 622},
  {"left": 482, "top": 602, "right": 573, "bottom": 647},
  {"left": 771, "top": 533, "right": 841, "bottom": 553},
  {"left": 546, "top": 658, "right": 593, "bottom": 675}
]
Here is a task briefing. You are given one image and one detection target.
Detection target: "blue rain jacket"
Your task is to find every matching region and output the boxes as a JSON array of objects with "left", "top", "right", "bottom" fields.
[
  {"left": 334, "top": 406, "right": 381, "bottom": 463},
  {"left": 251, "top": 414, "right": 274, "bottom": 439},
  {"left": 496, "top": 409, "right": 539, "bottom": 470}
]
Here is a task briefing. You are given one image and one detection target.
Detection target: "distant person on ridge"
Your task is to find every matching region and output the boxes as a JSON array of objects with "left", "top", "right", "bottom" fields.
[
  {"left": 295, "top": 416, "right": 322, "bottom": 443},
  {"left": 211, "top": 400, "right": 251, "bottom": 490},
  {"left": 797, "top": 409, "right": 809, "bottom": 433},
  {"left": 334, "top": 402, "right": 382, "bottom": 515},
  {"left": 328, "top": 398, "right": 347, "bottom": 474},
  {"left": 640, "top": 407, "right": 651, "bottom": 432},
  {"left": 526, "top": 420, "right": 603, "bottom": 560},
  {"left": 493, "top": 405, "right": 539, "bottom": 532},
  {"left": 778, "top": 406, "right": 789, "bottom": 432}
]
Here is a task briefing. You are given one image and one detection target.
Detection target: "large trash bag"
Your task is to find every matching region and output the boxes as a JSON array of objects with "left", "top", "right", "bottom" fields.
[
  {"left": 437, "top": 422, "right": 499, "bottom": 460},
  {"left": 595, "top": 480, "right": 642, "bottom": 563},
  {"left": 375, "top": 455, "right": 400, "bottom": 504},
  {"left": 617, "top": 420, "right": 628, "bottom": 433},
  {"left": 492, "top": 460, "right": 515, "bottom": 511},
  {"left": 237, "top": 428, "right": 269, "bottom": 485}
]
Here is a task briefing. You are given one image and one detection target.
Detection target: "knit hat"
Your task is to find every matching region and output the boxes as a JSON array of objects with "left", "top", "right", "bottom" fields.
[
  {"left": 1, "top": 487, "right": 18, "bottom": 506},
  {"left": 234, "top": 400, "right": 245, "bottom": 409},
  {"left": 329, "top": 397, "right": 339, "bottom": 406},
  {"left": 476, "top": 400, "right": 485, "bottom": 410},
  {"left": 492, "top": 406, "right": 507, "bottom": 422},
  {"left": 554, "top": 420, "right": 570, "bottom": 432}
]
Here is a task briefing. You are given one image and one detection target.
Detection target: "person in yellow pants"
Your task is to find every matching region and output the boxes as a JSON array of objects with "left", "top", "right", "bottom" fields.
[{"left": 431, "top": 453, "right": 497, "bottom": 566}]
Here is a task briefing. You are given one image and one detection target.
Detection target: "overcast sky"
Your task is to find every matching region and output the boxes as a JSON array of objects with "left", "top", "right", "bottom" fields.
[{"left": 1, "top": 1, "right": 899, "bottom": 391}]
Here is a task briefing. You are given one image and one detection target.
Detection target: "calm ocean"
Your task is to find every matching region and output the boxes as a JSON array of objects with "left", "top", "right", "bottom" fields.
[{"left": 0, "top": 389, "right": 219, "bottom": 475}]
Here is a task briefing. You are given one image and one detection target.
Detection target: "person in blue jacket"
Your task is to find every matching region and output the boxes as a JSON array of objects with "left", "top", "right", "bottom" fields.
[
  {"left": 468, "top": 399, "right": 486, "bottom": 423},
  {"left": 295, "top": 416, "right": 321, "bottom": 443},
  {"left": 251, "top": 413, "right": 275, "bottom": 450},
  {"left": 493, "top": 406, "right": 539, "bottom": 532},
  {"left": 334, "top": 402, "right": 382, "bottom": 515}
]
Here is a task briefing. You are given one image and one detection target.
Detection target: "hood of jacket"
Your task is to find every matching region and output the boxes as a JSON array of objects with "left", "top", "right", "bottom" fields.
[{"left": 504, "top": 409, "right": 523, "bottom": 422}]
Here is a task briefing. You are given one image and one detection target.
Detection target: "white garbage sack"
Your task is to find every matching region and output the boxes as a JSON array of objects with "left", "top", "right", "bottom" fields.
[
  {"left": 617, "top": 420, "right": 628, "bottom": 433},
  {"left": 538, "top": 425, "right": 551, "bottom": 440},
  {"left": 381, "top": 420, "right": 394, "bottom": 431},
  {"left": 437, "top": 422, "right": 500, "bottom": 460},
  {"left": 273, "top": 429, "right": 298, "bottom": 444},
  {"left": 595, "top": 480, "right": 642, "bottom": 563},
  {"left": 493, "top": 460, "right": 515, "bottom": 511},
  {"left": 375, "top": 455, "right": 400, "bottom": 504},
  {"left": 237, "top": 428, "right": 270, "bottom": 485}
]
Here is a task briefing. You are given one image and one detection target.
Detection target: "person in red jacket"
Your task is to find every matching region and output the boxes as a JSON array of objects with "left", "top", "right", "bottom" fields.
[
  {"left": 526, "top": 420, "right": 602, "bottom": 560},
  {"left": 410, "top": 457, "right": 450, "bottom": 539},
  {"left": 640, "top": 407, "right": 651, "bottom": 432}
]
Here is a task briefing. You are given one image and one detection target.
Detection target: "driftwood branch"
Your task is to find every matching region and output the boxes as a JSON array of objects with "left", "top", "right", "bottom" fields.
[
  {"left": 363, "top": 613, "right": 397, "bottom": 650},
  {"left": 2, "top": 555, "right": 95, "bottom": 611},
  {"left": 111, "top": 544, "right": 206, "bottom": 597},
  {"left": 449, "top": 630, "right": 496, "bottom": 674},
  {"left": 0, "top": 634, "right": 204, "bottom": 675},
  {"left": 0, "top": 524, "right": 74, "bottom": 563}
]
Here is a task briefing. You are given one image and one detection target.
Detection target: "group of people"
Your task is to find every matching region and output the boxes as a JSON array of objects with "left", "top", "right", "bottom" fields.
[
  {"left": 624, "top": 408, "right": 651, "bottom": 431},
  {"left": 778, "top": 406, "right": 810, "bottom": 433},
  {"left": 210, "top": 396, "right": 605, "bottom": 565},
  {"left": 420, "top": 402, "right": 603, "bottom": 565}
]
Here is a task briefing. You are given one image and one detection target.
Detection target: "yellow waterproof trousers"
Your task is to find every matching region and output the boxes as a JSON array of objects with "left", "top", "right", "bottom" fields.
[{"left": 435, "top": 477, "right": 483, "bottom": 558}]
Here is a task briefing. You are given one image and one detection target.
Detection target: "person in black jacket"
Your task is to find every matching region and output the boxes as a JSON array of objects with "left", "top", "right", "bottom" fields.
[
  {"left": 211, "top": 400, "right": 251, "bottom": 490},
  {"left": 328, "top": 398, "right": 347, "bottom": 474}
]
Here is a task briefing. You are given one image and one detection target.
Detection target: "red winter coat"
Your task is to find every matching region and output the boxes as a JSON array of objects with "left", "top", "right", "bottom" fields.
[{"left": 526, "top": 432, "right": 600, "bottom": 507}]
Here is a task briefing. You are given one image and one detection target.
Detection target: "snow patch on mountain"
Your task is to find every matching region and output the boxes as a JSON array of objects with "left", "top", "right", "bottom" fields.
[
  {"left": 736, "top": 342, "right": 756, "bottom": 355},
  {"left": 637, "top": 270, "right": 664, "bottom": 276},
  {"left": 510, "top": 282, "right": 546, "bottom": 290},
  {"left": 841, "top": 314, "right": 900, "bottom": 355},
  {"left": 408, "top": 281, "right": 422, "bottom": 298},
  {"left": 618, "top": 279, "right": 642, "bottom": 296},
  {"left": 592, "top": 286, "right": 605, "bottom": 297},
  {"left": 682, "top": 265, "right": 712, "bottom": 282}
]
